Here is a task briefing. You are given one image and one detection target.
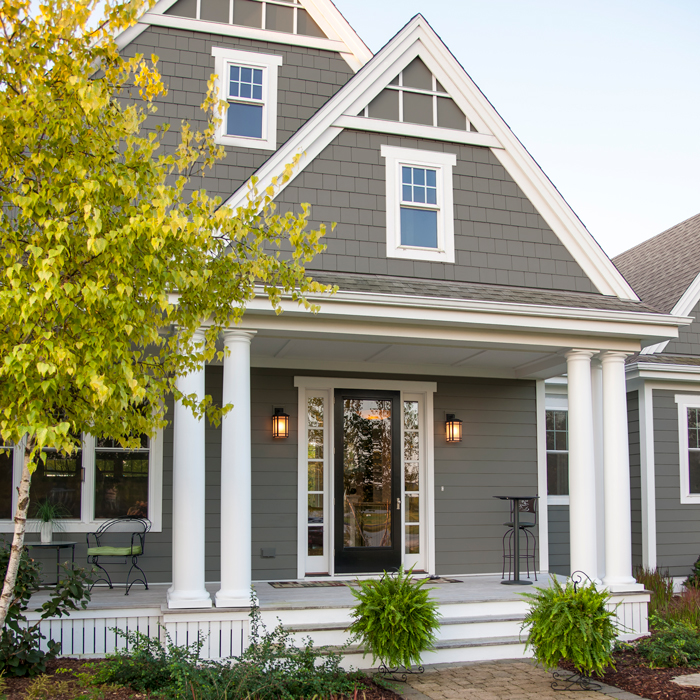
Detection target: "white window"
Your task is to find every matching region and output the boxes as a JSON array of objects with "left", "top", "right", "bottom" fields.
[
  {"left": 675, "top": 395, "right": 700, "bottom": 504},
  {"left": 381, "top": 145, "right": 456, "bottom": 263},
  {"left": 0, "top": 431, "right": 163, "bottom": 532},
  {"left": 545, "top": 393, "right": 569, "bottom": 505},
  {"left": 212, "top": 47, "right": 283, "bottom": 150}
]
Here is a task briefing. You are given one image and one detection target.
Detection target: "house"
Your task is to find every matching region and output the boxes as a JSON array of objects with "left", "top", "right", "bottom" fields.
[
  {"left": 12, "top": 0, "right": 684, "bottom": 663},
  {"left": 613, "top": 213, "right": 700, "bottom": 587}
]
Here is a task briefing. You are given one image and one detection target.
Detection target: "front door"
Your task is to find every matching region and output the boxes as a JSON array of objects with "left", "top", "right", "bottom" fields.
[{"left": 334, "top": 389, "right": 402, "bottom": 574}]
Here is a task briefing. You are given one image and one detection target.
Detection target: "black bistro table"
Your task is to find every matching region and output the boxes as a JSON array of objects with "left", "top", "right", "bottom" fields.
[
  {"left": 494, "top": 496, "right": 539, "bottom": 586},
  {"left": 26, "top": 541, "right": 77, "bottom": 587}
]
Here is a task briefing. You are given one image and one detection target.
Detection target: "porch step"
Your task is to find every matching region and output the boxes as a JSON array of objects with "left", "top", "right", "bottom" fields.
[
  {"left": 283, "top": 613, "right": 528, "bottom": 648},
  {"left": 332, "top": 635, "right": 530, "bottom": 669}
]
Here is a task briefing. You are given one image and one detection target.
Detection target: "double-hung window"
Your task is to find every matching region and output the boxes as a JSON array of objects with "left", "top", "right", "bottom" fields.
[
  {"left": 381, "top": 145, "right": 456, "bottom": 263},
  {"left": 545, "top": 409, "right": 569, "bottom": 499},
  {"left": 675, "top": 395, "right": 700, "bottom": 503},
  {"left": 212, "top": 47, "right": 283, "bottom": 150}
]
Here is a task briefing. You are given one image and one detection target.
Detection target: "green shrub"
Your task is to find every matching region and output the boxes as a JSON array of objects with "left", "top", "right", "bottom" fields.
[
  {"left": 635, "top": 567, "right": 674, "bottom": 619},
  {"left": 637, "top": 616, "right": 700, "bottom": 667},
  {"left": 347, "top": 566, "right": 440, "bottom": 670},
  {"left": 521, "top": 575, "right": 618, "bottom": 677},
  {"left": 90, "top": 597, "right": 361, "bottom": 700},
  {"left": 0, "top": 543, "right": 93, "bottom": 677},
  {"left": 663, "top": 588, "right": 700, "bottom": 630}
]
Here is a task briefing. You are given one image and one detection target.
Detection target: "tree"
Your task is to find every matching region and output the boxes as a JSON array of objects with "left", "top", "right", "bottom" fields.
[{"left": 0, "top": 0, "right": 332, "bottom": 628}]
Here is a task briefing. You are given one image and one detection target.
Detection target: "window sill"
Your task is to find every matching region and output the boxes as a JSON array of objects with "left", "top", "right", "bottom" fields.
[
  {"left": 216, "top": 133, "right": 277, "bottom": 151},
  {"left": 388, "top": 245, "right": 454, "bottom": 264},
  {"left": 547, "top": 495, "right": 569, "bottom": 506}
]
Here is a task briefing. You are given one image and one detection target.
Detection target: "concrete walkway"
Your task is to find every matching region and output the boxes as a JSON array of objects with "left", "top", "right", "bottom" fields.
[{"left": 399, "top": 660, "right": 643, "bottom": 700}]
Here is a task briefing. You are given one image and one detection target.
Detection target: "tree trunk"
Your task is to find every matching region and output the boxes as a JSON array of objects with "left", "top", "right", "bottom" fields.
[{"left": 0, "top": 435, "right": 34, "bottom": 629}]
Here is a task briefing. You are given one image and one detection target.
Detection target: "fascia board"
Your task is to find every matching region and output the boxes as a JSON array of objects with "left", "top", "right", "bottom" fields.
[
  {"left": 409, "top": 24, "right": 638, "bottom": 301},
  {"left": 301, "top": 0, "right": 373, "bottom": 67},
  {"left": 243, "top": 290, "right": 687, "bottom": 343},
  {"left": 628, "top": 364, "right": 700, "bottom": 383},
  {"left": 641, "top": 271, "right": 700, "bottom": 355}
]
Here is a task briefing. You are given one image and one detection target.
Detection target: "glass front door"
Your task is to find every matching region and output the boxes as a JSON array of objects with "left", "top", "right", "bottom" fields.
[{"left": 334, "top": 389, "right": 401, "bottom": 574}]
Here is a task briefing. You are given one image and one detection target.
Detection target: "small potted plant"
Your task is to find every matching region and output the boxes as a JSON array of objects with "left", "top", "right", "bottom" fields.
[{"left": 31, "top": 500, "right": 69, "bottom": 543}]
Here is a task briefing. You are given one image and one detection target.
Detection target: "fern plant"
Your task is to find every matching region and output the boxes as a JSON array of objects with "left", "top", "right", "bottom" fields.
[
  {"left": 521, "top": 576, "right": 618, "bottom": 677},
  {"left": 347, "top": 566, "right": 440, "bottom": 669}
]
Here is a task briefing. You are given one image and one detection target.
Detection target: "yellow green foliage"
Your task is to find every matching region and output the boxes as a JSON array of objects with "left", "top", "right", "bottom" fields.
[{"left": 0, "top": 0, "right": 332, "bottom": 458}]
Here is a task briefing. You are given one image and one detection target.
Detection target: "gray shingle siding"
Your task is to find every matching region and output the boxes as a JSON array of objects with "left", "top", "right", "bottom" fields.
[
  {"left": 628, "top": 390, "right": 643, "bottom": 569},
  {"left": 275, "top": 131, "right": 597, "bottom": 292},
  {"left": 120, "top": 26, "right": 353, "bottom": 203},
  {"left": 664, "top": 299, "right": 700, "bottom": 355},
  {"left": 653, "top": 389, "right": 700, "bottom": 577}
]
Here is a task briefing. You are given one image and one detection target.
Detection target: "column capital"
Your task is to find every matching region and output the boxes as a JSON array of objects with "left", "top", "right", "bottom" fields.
[
  {"left": 222, "top": 328, "right": 257, "bottom": 345},
  {"left": 565, "top": 348, "right": 598, "bottom": 361},
  {"left": 599, "top": 350, "right": 632, "bottom": 362}
]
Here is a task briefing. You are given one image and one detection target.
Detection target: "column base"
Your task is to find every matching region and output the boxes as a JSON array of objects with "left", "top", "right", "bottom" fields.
[
  {"left": 215, "top": 589, "right": 252, "bottom": 608},
  {"left": 166, "top": 589, "right": 213, "bottom": 609},
  {"left": 603, "top": 578, "right": 645, "bottom": 593}
]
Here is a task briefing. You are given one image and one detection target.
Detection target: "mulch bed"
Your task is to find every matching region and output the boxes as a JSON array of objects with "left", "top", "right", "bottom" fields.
[
  {"left": 2, "top": 658, "right": 403, "bottom": 700},
  {"left": 561, "top": 648, "right": 700, "bottom": 700}
]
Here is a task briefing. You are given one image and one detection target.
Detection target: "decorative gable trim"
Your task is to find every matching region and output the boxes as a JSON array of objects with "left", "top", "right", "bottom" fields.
[
  {"left": 223, "top": 14, "right": 638, "bottom": 301},
  {"left": 641, "top": 271, "right": 700, "bottom": 354},
  {"left": 115, "top": 0, "right": 372, "bottom": 72}
]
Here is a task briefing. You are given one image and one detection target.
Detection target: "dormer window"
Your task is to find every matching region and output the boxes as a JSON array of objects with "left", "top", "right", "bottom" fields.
[
  {"left": 212, "top": 47, "right": 283, "bottom": 150},
  {"left": 381, "top": 145, "right": 456, "bottom": 263}
]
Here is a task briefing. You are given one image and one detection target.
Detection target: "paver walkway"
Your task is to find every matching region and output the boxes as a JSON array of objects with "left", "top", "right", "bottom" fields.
[{"left": 400, "top": 660, "right": 643, "bottom": 700}]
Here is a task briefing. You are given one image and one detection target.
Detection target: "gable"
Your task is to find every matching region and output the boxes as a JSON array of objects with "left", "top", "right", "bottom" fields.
[
  {"left": 274, "top": 130, "right": 596, "bottom": 293},
  {"left": 664, "top": 298, "right": 700, "bottom": 356},
  {"left": 222, "top": 15, "right": 638, "bottom": 300},
  {"left": 165, "top": 0, "right": 327, "bottom": 39}
]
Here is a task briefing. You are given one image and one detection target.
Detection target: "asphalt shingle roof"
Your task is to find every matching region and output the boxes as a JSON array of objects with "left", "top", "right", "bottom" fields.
[
  {"left": 612, "top": 212, "right": 700, "bottom": 313},
  {"left": 311, "top": 272, "right": 661, "bottom": 314}
]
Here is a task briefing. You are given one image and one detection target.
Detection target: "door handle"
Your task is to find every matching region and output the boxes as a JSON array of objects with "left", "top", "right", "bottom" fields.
[{"left": 397, "top": 497, "right": 401, "bottom": 511}]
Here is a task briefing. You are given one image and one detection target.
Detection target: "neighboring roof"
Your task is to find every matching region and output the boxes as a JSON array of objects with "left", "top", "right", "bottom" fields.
[
  {"left": 630, "top": 354, "right": 700, "bottom": 367},
  {"left": 225, "top": 14, "right": 638, "bottom": 301},
  {"left": 613, "top": 212, "right": 700, "bottom": 314},
  {"left": 310, "top": 272, "right": 658, "bottom": 314},
  {"left": 115, "top": 0, "right": 373, "bottom": 71}
]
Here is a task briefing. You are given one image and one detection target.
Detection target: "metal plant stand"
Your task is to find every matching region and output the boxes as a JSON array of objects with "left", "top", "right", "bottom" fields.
[
  {"left": 376, "top": 663, "right": 425, "bottom": 682},
  {"left": 551, "top": 670, "right": 602, "bottom": 692}
]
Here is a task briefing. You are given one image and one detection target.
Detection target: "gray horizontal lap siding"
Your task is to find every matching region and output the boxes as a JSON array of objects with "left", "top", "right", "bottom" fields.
[
  {"left": 653, "top": 389, "right": 700, "bottom": 577},
  {"left": 120, "top": 26, "right": 354, "bottom": 202},
  {"left": 274, "top": 130, "right": 597, "bottom": 293},
  {"left": 547, "top": 505, "right": 570, "bottom": 576},
  {"left": 664, "top": 299, "right": 700, "bottom": 355},
  {"left": 628, "top": 390, "right": 643, "bottom": 570},
  {"left": 37, "top": 369, "right": 538, "bottom": 584}
]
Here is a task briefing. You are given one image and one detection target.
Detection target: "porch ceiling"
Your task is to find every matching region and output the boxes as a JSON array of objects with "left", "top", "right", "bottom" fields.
[{"left": 248, "top": 330, "right": 567, "bottom": 379}]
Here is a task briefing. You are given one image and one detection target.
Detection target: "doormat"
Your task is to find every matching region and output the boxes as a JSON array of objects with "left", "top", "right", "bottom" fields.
[{"left": 269, "top": 577, "right": 462, "bottom": 589}]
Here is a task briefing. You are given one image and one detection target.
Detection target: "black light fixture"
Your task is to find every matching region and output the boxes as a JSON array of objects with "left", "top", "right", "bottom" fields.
[
  {"left": 272, "top": 407, "right": 290, "bottom": 439},
  {"left": 445, "top": 414, "right": 463, "bottom": 443}
]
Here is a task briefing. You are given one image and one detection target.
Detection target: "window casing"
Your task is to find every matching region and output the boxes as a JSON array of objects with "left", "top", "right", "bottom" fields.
[
  {"left": 212, "top": 47, "right": 283, "bottom": 150},
  {"left": 381, "top": 145, "right": 456, "bottom": 263},
  {"left": 0, "top": 432, "right": 163, "bottom": 532},
  {"left": 675, "top": 395, "right": 700, "bottom": 504}
]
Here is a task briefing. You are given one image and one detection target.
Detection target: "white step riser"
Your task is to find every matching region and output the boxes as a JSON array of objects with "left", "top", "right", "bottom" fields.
[
  {"left": 261, "top": 608, "right": 353, "bottom": 627},
  {"left": 287, "top": 629, "right": 354, "bottom": 647},
  {"left": 339, "top": 643, "right": 531, "bottom": 670},
  {"left": 437, "top": 620, "right": 524, "bottom": 642},
  {"left": 438, "top": 600, "right": 530, "bottom": 618}
]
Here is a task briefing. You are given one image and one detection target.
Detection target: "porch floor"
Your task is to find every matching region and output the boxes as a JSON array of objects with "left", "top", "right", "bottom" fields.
[{"left": 29, "top": 574, "right": 552, "bottom": 611}]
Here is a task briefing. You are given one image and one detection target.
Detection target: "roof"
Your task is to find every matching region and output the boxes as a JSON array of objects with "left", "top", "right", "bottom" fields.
[
  {"left": 613, "top": 212, "right": 700, "bottom": 314},
  {"left": 630, "top": 354, "right": 700, "bottom": 367},
  {"left": 310, "top": 272, "right": 659, "bottom": 314}
]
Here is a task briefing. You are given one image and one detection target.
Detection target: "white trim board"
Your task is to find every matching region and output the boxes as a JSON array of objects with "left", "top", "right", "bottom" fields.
[{"left": 223, "top": 15, "right": 638, "bottom": 300}]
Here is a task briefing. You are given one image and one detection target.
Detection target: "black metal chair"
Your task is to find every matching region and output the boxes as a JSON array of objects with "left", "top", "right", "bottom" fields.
[
  {"left": 86, "top": 517, "right": 151, "bottom": 595},
  {"left": 502, "top": 498, "right": 538, "bottom": 581}
]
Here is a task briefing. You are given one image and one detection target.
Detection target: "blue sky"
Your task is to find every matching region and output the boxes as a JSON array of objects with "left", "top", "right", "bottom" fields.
[{"left": 333, "top": 0, "right": 700, "bottom": 257}]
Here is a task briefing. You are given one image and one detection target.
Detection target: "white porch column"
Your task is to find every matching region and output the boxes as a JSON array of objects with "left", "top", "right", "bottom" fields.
[
  {"left": 216, "top": 329, "right": 256, "bottom": 608},
  {"left": 591, "top": 359, "right": 606, "bottom": 581},
  {"left": 565, "top": 349, "right": 599, "bottom": 581},
  {"left": 168, "top": 328, "right": 212, "bottom": 609},
  {"left": 601, "top": 351, "right": 644, "bottom": 591}
]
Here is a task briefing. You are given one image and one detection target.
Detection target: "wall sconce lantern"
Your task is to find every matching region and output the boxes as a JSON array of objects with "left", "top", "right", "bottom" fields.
[
  {"left": 445, "top": 414, "right": 463, "bottom": 443},
  {"left": 272, "top": 407, "right": 290, "bottom": 439}
]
